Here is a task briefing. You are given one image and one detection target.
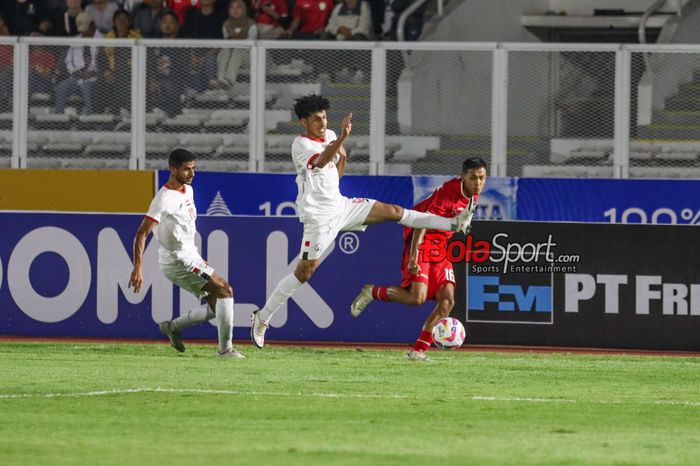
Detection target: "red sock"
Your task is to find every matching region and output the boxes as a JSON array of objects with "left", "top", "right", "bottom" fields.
[
  {"left": 371, "top": 286, "right": 390, "bottom": 301},
  {"left": 411, "top": 330, "right": 433, "bottom": 352}
]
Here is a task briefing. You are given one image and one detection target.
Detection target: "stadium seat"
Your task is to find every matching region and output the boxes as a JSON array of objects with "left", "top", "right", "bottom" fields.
[
  {"left": 76, "top": 114, "right": 115, "bottom": 131},
  {"left": 33, "top": 113, "right": 73, "bottom": 130},
  {"left": 203, "top": 110, "right": 248, "bottom": 133},
  {"left": 180, "top": 134, "right": 222, "bottom": 157},
  {"left": 654, "top": 151, "right": 698, "bottom": 162},
  {"left": 0, "top": 113, "right": 11, "bottom": 130},
  {"left": 161, "top": 114, "right": 205, "bottom": 133},
  {"left": 84, "top": 134, "right": 130, "bottom": 158},
  {"left": 0, "top": 133, "right": 11, "bottom": 155},
  {"left": 145, "top": 133, "right": 176, "bottom": 158}
]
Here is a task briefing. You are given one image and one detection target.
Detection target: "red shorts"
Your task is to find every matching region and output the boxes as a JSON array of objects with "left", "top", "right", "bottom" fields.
[{"left": 400, "top": 241, "right": 455, "bottom": 300}]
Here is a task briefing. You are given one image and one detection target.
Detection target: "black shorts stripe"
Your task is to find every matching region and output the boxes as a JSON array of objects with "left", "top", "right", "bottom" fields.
[{"left": 302, "top": 252, "right": 309, "bottom": 260}]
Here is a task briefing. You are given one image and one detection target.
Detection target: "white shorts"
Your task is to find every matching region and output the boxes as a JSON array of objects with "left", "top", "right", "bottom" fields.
[
  {"left": 160, "top": 255, "right": 215, "bottom": 299},
  {"left": 300, "top": 197, "right": 376, "bottom": 261}
]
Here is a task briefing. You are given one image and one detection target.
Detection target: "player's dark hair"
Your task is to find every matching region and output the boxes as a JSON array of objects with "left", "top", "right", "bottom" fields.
[
  {"left": 168, "top": 148, "right": 195, "bottom": 168},
  {"left": 462, "top": 157, "right": 487, "bottom": 173},
  {"left": 294, "top": 94, "right": 330, "bottom": 120}
]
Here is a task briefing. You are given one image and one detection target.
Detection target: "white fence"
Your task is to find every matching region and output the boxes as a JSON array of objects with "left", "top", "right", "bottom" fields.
[{"left": 3, "top": 37, "right": 700, "bottom": 178}]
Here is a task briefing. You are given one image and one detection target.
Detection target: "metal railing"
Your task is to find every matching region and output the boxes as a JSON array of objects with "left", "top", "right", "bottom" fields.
[{"left": 2, "top": 37, "right": 700, "bottom": 178}]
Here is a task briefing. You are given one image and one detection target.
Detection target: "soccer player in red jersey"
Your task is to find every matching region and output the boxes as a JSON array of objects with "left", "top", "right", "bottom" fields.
[{"left": 350, "top": 158, "right": 487, "bottom": 361}]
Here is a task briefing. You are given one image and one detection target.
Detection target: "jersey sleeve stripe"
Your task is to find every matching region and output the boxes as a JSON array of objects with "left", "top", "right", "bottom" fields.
[
  {"left": 145, "top": 215, "right": 159, "bottom": 224},
  {"left": 306, "top": 153, "right": 320, "bottom": 169}
]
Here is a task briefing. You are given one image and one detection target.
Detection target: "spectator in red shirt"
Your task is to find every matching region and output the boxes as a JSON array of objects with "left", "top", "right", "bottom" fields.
[
  {"left": 252, "top": 0, "right": 289, "bottom": 39},
  {"left": 28, "top": 45, "right": 57, "bottom": 97},
  {"left": 167, "top": 0, "right": 201, "bottom": 25},
  {"left": 289, "top": 0, "right": 333, "bottom": 39}
]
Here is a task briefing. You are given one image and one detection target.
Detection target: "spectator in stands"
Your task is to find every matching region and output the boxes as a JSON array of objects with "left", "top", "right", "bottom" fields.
[
  {"left": 105, "top": 7, "right": 142, "bottom": 40},
  {"left": 181, "top": 0, "right": 225, "bottom": 89},
  {"left": 216, "top": 0, "right": 256, "bottom": 90},
  {"left": 321, "top": 0, "right": 371, "bottom": 40},
  {"left": 54, "top": 12, "right": 105, "bottom": 115},
  {"left": 385, "top": 0, "right": 426, "bottom": 41},
  {"left": 222, "top": 0, "right": 256, "bottom": 40},
  {"left": 367, "top": 0, "right": 383, "bottom": 38},
  {"left": 0, "top": 13, "right": 10, "bottom": 36},
  {"left": 133, "top": 0, "right": 173, "bottom": 38},
  {"left": 3, "top": 0, "right": 52, "bottom": 36},
  {"left": 182, "top": 0, "right": 225, "bottom": 38},
  {"left": 51, "top": 0, "right": 83, "bottom": 36},
  {"left": 103, "top": 9, "right": 141, "bottom": 113},
  {"left": 159, "top": 9, "right": 180, "bottom": 38},
  {"left": 46, "top": 0, "right": 65, "bottom": 13},
  {"left": 28, "top": 46, "right": 57, "bottom": 97},
  {"left": 146, "top": 11, "right": 186, "bottom": 117},
  {"left": 288, "top": 0, "right": 333, "bottom": 39},
  {"left": 252, "top": 0, "right": 290, "bottom": 39},
  {"left": 85, "top": 0, "right": 120, "bottom": 34},
  {"left": 167, "top": 0, "right": 200, "bottom": 25},
  {"left": 115, "top": 0, "right": 141, "bottom": 13}
]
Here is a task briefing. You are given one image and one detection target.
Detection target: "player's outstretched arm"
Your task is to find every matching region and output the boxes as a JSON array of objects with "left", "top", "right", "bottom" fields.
[
  {"left": 337, "top": 144, "right": 347, "bottom": 178},
  {"left": 311, "top": 113, "right": 352, "bottom": 169},
  {"left": 129, "top": 216, "right": 157, "bottom": 293}
]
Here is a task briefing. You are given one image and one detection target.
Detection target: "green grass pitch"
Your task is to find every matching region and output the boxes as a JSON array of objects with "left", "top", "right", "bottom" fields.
[{"left": 1, "top": 341, "right": 699, "bottom": 466}]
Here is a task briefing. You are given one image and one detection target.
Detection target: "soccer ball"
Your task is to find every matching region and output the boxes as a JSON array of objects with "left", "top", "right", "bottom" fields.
[{"left": 431, "top": 317, "right": 466, "bottom": 350}]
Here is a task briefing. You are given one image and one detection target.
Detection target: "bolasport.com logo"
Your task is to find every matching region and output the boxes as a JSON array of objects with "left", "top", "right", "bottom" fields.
[{"left": 418, "top": 232, "right": 580, "bottom": 275}]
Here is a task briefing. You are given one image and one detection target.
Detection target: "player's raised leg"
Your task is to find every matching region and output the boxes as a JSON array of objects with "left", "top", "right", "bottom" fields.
[
  {"left": 363, "top": 201, "right": 474, "bottom": 234},
  {"left": 406, "top": 284, "right": 455, "bottom": 361}
]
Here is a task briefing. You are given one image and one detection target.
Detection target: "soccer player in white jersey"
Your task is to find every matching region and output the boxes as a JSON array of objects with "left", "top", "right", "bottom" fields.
[
  {"left": 128, "top": 149, "right": 243, "bottom": 358},
  {"left": 250, "top": 94, "right": 476, "bottom": 348}
]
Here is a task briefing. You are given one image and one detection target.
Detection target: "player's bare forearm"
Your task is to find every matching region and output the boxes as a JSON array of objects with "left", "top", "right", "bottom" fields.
[
  {"left": 129, "top": 218, "right": 156, "bottom": 293},
  {"left": 132, "top": 231, "right": 147, "bottom": 268},
  {"left": 312, "top": 113, "right": 353, "bottom": 169},
  {"left": 314, "top": 136, "right": 346, "bottom": 169},
  {"left": 337, "top": 145, "right": 347, "bottom": 178}
]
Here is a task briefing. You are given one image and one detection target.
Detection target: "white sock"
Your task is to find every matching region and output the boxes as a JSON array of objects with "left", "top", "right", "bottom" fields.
[
  {"left": 171, "top": 304, "right": 215, "bottom": 331},
  {"left": 399, "top": 209, "right": 453, "bottom": 231},
  {"left": 258, "top": 273, "right": 303, "bottom": 322},
  {"left": 215, "top": 297, "right": 234, "bottom": 353}
]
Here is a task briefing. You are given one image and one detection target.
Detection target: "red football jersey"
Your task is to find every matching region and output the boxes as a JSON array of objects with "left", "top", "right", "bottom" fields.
[
  {"left": 293, "top": 0, "right": 333, "bottom": 33},
  {"left": 254, "top": 0, "right": 288, "bottom": 27},
  {"left": 403, "top": 177, "right": 477, "bottom": 242}
]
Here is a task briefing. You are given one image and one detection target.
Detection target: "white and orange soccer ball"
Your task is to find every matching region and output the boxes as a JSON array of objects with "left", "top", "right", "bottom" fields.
[{"left": 431, "top": 317, "right": 466, "bottom": 350}]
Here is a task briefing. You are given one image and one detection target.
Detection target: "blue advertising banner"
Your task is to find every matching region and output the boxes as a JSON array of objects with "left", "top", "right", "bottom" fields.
[
  {"left": 157, "top": 171, "right": 414, "bottom": 217},
  {"left": 412, "top": 176, "right": 517, "bottom": 220},
  {"left": 0, "top": 212, "right": 431, "bottom": 343},
  {"left": 517, "top": 178, "right": 700, "bottom": 224}
]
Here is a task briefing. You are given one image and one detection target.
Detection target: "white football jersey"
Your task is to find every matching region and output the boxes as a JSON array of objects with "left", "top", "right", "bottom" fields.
[
  {"left": 291, "top": 129, "right": 342, "bottom": 223},
  {"left": 146, "top": 183, "right": 199, "bottom": 264}
]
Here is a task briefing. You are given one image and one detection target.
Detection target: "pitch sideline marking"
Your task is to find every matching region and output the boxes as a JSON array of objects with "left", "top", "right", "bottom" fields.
[
  {"left": 0, "top": 388, "right": 409, "bottom": 400},
  {"left": 0, "top": 388, "right": 698, "bottom": 407}
]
